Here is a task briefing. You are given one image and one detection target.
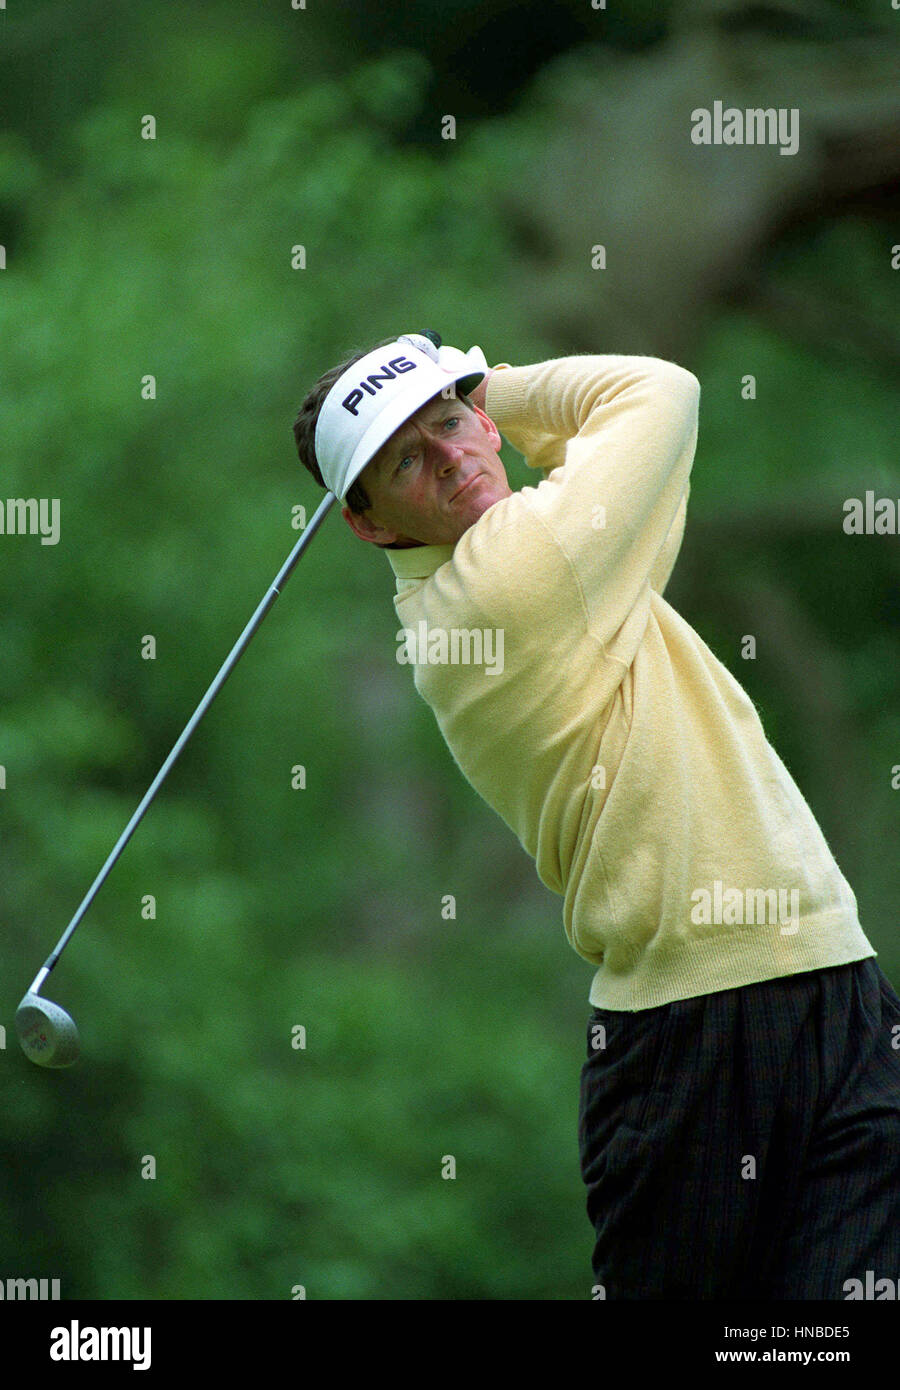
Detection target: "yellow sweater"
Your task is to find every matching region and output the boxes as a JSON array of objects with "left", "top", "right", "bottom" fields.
[{"left": 386, "top": 355, "right": 875, "bottom": 1009}]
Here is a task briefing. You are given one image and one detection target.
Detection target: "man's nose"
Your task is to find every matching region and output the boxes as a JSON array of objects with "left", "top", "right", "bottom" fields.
[{"left": 431, "top": 436, "right": 464, "bottom": 471}]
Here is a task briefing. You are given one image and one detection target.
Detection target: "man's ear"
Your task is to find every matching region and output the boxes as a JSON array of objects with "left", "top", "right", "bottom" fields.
[
  {"left": 341, "top": 503, "right": 400, "bottom": 547},
  {"left": 472, "top": 405, "right": 502, "bottom": 451}
]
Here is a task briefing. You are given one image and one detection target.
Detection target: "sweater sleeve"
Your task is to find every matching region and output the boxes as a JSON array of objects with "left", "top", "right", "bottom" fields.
[
  {"left": 648, "top": 489, "right": 688, "bottom": 595},
  {"left": 482, "top": 354, "right": 699, "bottom": 636}
]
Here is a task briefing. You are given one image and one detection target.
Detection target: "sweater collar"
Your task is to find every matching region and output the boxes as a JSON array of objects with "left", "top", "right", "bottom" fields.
[{"left": 385, "top": 543, "right": 455, "bottom": 583}]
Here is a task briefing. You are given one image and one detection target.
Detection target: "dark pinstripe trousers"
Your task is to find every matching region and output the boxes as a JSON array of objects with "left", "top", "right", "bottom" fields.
[{"left": 578, "top": 957, "right": 900, "bottom": 1299}]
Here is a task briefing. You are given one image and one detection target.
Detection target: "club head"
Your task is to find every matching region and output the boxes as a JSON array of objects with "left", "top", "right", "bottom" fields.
[{"left": 15, "top": 993, "right": 80, "bottom": 1068}]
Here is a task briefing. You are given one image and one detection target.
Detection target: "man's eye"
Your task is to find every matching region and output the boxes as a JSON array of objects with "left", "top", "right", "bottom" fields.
[
  {"left": 444, "top": 417, "right": 459, "bottom": 428},
  {"left": 396, "top": 456, "right": 413, "bottom": 473}
]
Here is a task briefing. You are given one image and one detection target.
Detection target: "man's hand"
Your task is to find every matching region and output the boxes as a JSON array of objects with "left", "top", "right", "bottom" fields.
[{"left": 467, "top": 369, "right": 493, "bottom": 414}]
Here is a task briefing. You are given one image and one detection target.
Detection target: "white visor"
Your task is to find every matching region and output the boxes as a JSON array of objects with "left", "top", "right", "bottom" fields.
[{"left": 314, "top": 333, "right": 488, "bottom": 501}]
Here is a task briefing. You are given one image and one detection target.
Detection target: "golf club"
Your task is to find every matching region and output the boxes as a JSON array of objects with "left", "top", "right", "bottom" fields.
[{"left": 15, "top": 490, "right": 337, "bottom": 1067}]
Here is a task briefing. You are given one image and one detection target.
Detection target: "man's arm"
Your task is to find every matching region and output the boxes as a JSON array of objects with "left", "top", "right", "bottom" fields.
[
  {"left": 475, "top": 354, "right": 700, "bottom": 645},
  {"left": 477, "top": 359, "right": 689, "bottom": 597},
  {"left": 648, "top": 489, "right": 688, "bottom": 596}
]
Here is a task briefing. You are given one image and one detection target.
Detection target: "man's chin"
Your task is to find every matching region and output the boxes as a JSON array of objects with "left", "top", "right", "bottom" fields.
[{"left": 400, "top": 483, "right": 509, "bottom": 546}]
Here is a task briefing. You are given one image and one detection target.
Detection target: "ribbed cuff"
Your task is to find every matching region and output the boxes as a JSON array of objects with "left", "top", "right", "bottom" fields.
[{"left": 483, "top": 362, "right": 537, "bottom": 435}]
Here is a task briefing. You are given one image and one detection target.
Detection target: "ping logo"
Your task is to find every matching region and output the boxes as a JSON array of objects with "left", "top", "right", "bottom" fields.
[{"left": 342, "top": 357, "right": 417, "bottom": 415}]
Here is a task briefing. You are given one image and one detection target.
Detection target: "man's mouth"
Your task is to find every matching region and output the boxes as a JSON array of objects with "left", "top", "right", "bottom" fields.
[{"left": 451, "top": 474, "right": 481, "bottom": 501}]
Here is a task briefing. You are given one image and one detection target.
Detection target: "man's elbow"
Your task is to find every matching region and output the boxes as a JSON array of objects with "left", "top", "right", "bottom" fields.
[
  {"left": 654, "top": 362, "right": 701, "bottom": 436},
  {"left": 679, "top": 366, "right": 701, "bottom": 401},
  {"left": 654, "top": 359, "right": 701, "bottom": 401}
]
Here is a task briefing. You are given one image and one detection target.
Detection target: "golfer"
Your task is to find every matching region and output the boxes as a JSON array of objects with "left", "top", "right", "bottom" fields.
[{"left": 293, "top": 331, "right": 900, "bottom": 1299}]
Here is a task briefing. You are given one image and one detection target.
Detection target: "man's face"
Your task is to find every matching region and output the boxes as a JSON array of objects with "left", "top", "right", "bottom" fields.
[{"left": 341, "top": 392, "right": 511, "bottom": 547}]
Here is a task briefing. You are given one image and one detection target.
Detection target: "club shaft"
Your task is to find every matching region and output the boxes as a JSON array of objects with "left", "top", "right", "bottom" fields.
[{"left": 30, "top": 491, "right": 337, "bottom": 991}]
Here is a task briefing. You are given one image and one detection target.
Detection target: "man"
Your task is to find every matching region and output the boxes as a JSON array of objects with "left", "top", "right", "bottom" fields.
[{"left": 293, "top": 330, "right": 900, "bottom": 1299}]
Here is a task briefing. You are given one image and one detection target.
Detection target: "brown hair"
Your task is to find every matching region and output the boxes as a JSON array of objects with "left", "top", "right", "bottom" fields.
[{"left": 292, "top": 337, "right": 473, "bottom": 539}]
